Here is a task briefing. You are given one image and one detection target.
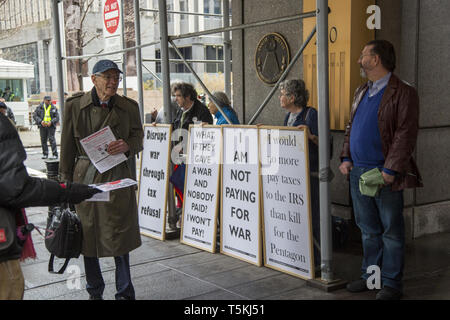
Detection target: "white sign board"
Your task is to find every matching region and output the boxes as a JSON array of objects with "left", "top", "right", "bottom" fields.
[
  {"left": 181, "top": 125, "right": 222, "bottom": 252},
  {"left": 102, "top": 0, "right": 122, "bottom": 62},
  {"left": 260, "top": 127, "right": 314, "bottom": 279},
  {"left": 138, "top": 125, "right": 172, "bottom": 240},
  {"left": 221, "top": 126, "right": 262, "bottom": 266}
]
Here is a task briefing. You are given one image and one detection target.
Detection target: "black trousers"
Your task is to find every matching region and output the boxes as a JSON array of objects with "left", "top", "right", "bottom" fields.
[{"left": 39, "top": 126, "right": 57, "bottom": 156}]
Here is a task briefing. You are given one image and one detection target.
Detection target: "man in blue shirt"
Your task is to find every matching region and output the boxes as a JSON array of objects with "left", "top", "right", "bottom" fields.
[{"left": 339, "top": 40, "right": 422, "bottom": 300}]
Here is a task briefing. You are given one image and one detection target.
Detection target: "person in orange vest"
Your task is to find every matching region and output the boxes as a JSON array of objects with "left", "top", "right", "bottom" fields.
[{"left": 33, "top": 96, "right": 59, "bottom": 159}]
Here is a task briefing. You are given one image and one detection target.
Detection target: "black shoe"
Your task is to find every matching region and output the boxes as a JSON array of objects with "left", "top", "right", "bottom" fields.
[
  {"left": 89, "top": 295, "right": 103, "bottom": 300},
  {"left": 42, "top": 155, "right": 48, "bottom": 159},
  {"left": 376, "top": 286, "right": 402, "bottom": 300},
  {"left": 346, "top": 278, "right": 370, "bottom": 293}
]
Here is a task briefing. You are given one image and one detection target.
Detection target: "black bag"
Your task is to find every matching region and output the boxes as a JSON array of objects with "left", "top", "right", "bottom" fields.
[
  {"left": 45, "top": 205, "right": 82, "bottom": 274},
  {"left": 0, "top": 207, "right": 16, "bottom": 255},
  {"left": 332, "top": 216, "right": 349, "bottom": 250}
]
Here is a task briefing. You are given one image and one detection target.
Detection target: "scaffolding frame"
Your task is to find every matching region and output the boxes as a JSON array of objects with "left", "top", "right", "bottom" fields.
[{"left": 51, "top": 0, "right": 334, "bottom": 284}]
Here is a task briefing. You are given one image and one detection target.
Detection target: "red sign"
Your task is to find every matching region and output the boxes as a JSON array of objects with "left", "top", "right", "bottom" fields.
[{"left": 103, "top": 0, "right": 120, "bottom": 35}]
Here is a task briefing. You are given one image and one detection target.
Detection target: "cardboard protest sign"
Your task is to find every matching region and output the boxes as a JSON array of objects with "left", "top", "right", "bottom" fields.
[
  {"left": 221, "top": 126, "right": 262, "bottom": 266},
  {"left": 138, "top": 124, "right": 172, "bottom": 240},
  {"left": 181, "top": 125, "right": 222, "bottom": 252},
  {"left": 260, "top": 126, "right": 315, "bottom": 279}
]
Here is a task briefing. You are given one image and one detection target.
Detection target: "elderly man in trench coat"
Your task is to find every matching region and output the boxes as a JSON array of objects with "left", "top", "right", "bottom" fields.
[{"left": 59, "top": 60, "right": 144, "bottom": 300}]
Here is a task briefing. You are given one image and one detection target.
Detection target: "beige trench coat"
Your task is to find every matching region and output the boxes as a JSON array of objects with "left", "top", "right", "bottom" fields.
[{"left": 59, "top": 91, "right": 144, "bottom": 257}]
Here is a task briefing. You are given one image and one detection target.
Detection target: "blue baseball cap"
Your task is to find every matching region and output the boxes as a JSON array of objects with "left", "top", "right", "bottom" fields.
[{"left": 92, "top": 59, "right": 123, "bottom": 74}]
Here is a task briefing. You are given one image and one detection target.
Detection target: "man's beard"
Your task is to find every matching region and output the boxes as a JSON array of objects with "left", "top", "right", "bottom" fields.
[{"left": 360, "top": 65, "right": 367, "bottom": 78}]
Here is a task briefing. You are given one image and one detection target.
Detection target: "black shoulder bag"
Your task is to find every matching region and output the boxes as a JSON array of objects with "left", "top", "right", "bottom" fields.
[{"left": 45, "top": 205, "right": 83, "bottom": 274}]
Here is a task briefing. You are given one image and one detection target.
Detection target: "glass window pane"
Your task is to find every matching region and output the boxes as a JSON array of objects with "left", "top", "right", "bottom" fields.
[
  {"left": 180, "top": 0, "right": 186, "bottom": 20},
  {"left": 214, "top": 0, "right": 221, "bottom": 14},
  {"left": 0, "top": 79, "right": 24, "bottom": 102}
]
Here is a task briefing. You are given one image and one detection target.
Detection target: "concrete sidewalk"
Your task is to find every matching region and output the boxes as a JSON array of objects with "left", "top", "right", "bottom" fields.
[
  {"left": 20, "top": 203, "right": 450, "bottom": 301},
  {"left": 18, "top": 129, "right": 450, "bottom": 301}
]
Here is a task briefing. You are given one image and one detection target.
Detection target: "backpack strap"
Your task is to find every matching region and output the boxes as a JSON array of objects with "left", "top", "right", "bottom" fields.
[{"left": 48, "top": 254, "right": 71, "bottom": 274}]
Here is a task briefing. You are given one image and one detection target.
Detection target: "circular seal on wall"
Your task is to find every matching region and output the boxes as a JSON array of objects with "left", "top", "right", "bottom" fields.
[{"left": 255, "top": 33, "right": 290, "bottom": 85}]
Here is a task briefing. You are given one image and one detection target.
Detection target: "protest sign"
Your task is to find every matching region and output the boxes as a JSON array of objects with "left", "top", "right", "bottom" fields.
[
  {"left": 221, "top": 126, "right": 261, "bottom": 266},
  {"left": 260, "top": 126, "right": 314, "bottom": 279},
  {"left": 138, "top": 124, "right": 172, "bottom": 240},
  {"left": 181, "top": 125, "right": 222, "bottom": 252}
]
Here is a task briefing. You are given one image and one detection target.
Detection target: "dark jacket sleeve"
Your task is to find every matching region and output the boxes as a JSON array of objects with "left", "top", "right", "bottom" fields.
[
  {"left": 7, "top": 107, "right": 15, "bottom": 124},
  {"left": 383, "top": 84, "right": 420, "bottom": 173},
  {"left": 51, "top": 104, "right": 60, "bottom": 126},
  {"left": 33, "top": 104, "right": 43, "bottom": 126},
  {"left": 196, "top": 100, "right": 213, "bottom": 124},
  {"left": 0, "top": 114, "right": 67, "bottom": 208}
]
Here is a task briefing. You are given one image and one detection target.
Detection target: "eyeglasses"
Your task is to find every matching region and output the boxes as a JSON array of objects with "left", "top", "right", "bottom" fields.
[
  {"left": 359, "top": 53, "right": 375, "bottom": 60},
  {"left": 95, "top": 73, "right": 122, "bottom": 82}
]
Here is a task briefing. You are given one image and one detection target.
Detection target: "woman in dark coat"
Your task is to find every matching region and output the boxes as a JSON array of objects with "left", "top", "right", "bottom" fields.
[
  {"left": 0, "top": 112, "right": 99, "bottom": 299},
  {"left": 278, "top": 79, "right": 320, "bottom": 270}
]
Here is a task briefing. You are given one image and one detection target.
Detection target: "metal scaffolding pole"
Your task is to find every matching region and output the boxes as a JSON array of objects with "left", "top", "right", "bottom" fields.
[
  {"left": 223, "top": 0, "right": 231, "bottom": 98},
  {"left": 63, "top": 40, "right": 160, "bottom": 61},
  {"left": 158, "top": 0, "right": 176, "bottom": 233},
  {"left": 120, "top": 0, "right": 127, "bottom": 96},
  {"left": 159, "top": 0, "right": 172, "bottom": 124},
  {"left": 316, "top": 0, "right": 334, "bottom": 282},
  {"left": 141, "top": 8, "right": 223, "bottom": 18},
  {"left": 134, "top": 0, "right": 144, "bottom": 122},
  {"left": 142, "top": 63, "right": 162, "bottom": 85},
  {"left": 143, "top": 58, "right": 225, "bottom": 63},
  {"left": 63, "top": 12, "right": 315, "bottom": 62},
  {"left": 170, "top": 11, "right": 316, "bottom": 41},
  {"left": 248, "top": 26, "right": 316, "bottom": 125},
  {"left": 169, "top": 39, "right": 233, "bottom": 125},
  {"left": 51, "top": 0, "right": 65, "bottom": 129}
]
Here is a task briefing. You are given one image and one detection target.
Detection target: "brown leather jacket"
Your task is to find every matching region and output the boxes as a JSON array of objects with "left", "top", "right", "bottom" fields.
[{"left": 340, "top": 74, "right": 423, "bottom": 191}]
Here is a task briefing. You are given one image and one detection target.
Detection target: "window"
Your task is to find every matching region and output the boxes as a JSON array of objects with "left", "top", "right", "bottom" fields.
[
  {"left": 171, "top": 47, "right": 192, "bottom": 73},
  {"left": 2, "top": 43, "right": 40, "bottom": 95},
  {"left": 0, "top": 79, "right": 24, "bottom": 102},
  {"left": 214, "top": 0, "right": 221, "bottom": 14},
  {"left": 205, "top": 45, "right": 224, "bottom": 73},
  {"left": 180, "top": 0, "right": 187, "bottom": 20},
  {"left": 155, "top": 46, "right": 193, "bottom": 73},
  {"left": 167, "top": 0, "right": 173, "bottom": 22},
  {"left": 204, "top": 0, "right": 210, "bottom": 14}
]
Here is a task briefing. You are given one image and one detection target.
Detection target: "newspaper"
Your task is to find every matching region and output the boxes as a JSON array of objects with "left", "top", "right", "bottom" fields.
[{"left": 80, "top": 126, "right": 127, "bottom": 174}]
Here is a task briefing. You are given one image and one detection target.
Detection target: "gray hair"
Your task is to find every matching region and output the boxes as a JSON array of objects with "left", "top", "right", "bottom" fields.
[
  {"left": 279, "top": 79, "right": 309, "bottom": 108},
  {"left": 210, "top": 91, "right": 231, "bottom": 108}
]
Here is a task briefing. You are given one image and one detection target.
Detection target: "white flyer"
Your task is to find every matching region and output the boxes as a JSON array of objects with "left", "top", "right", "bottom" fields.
[
  {"left": 86, "top": 191, "right": 110, "bottom": 202},
  {"left": 80, "top": 126, "right": 127, "bottom": 174},
  {"left": 95, "top": 178, "right": 137, "bottom": 192}
]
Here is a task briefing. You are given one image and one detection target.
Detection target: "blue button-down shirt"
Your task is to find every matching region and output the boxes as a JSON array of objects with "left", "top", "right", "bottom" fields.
[{"left": 368, "top": 72, "right": 391, "bottom": 97}]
